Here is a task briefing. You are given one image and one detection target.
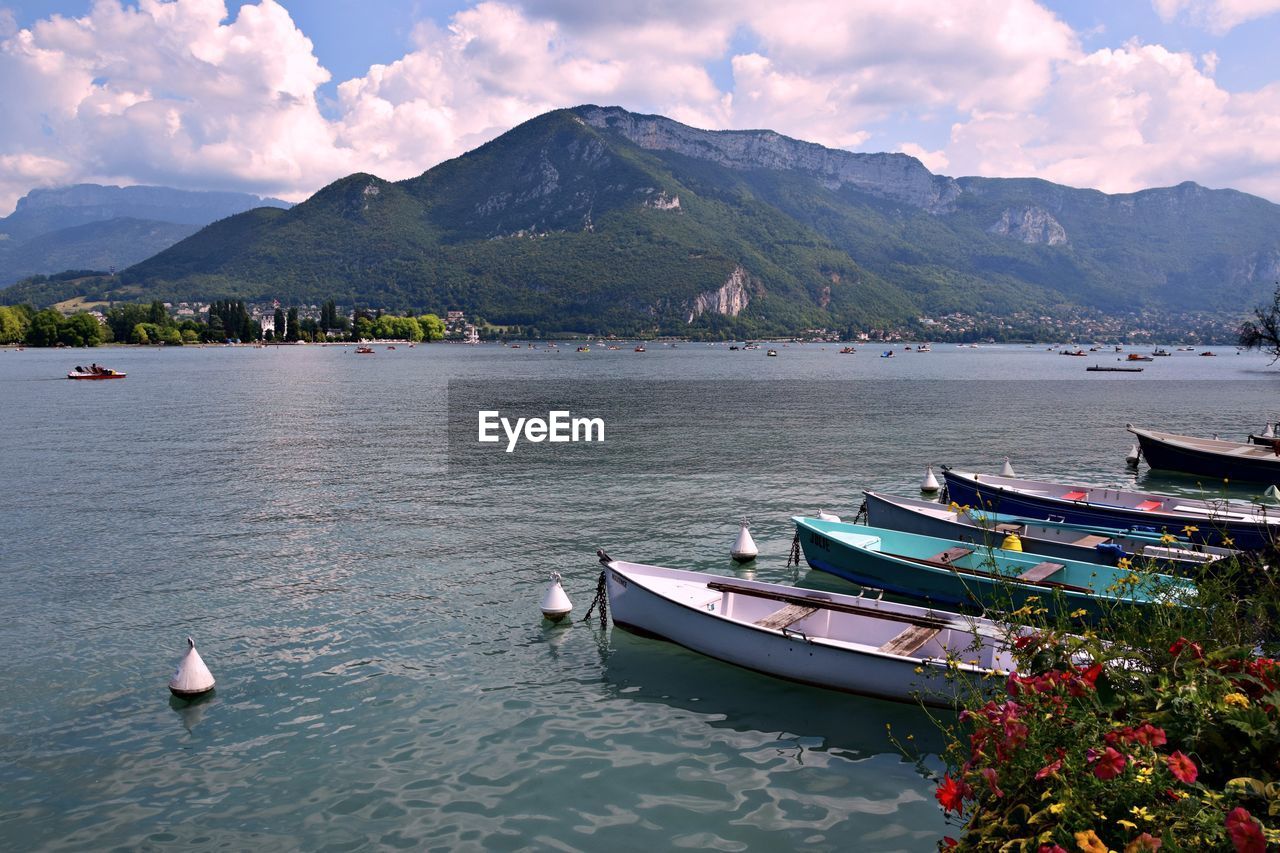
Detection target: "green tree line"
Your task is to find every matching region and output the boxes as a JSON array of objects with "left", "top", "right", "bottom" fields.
[{"left": 1, "top": 299, "right": 448, "bottom": 346}]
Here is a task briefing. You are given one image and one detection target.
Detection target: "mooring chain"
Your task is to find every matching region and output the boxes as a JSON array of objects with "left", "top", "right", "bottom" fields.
[
  {"left": 786, "top": 531, "right": 801, "bottom": 568},
  {"left": 580, "top": 569, "right": 609, "bottom": 626}
]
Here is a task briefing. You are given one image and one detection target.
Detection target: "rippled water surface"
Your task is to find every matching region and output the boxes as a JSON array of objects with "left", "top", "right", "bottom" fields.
[{"left": 1, "top": 343, "right": 1275, "bottom": 851}]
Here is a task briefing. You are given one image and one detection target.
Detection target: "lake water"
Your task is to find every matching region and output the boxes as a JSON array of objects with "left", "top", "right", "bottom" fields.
[{"left": 1, "top": 342, "right": 1275, "bottom": 851}]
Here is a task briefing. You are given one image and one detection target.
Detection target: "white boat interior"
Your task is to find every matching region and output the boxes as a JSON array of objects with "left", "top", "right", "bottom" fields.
[{"left": 610, "top": 560, "right": 1016, "bottom": 672}]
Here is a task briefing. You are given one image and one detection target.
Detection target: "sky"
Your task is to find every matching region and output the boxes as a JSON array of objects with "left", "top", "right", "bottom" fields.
[{"left": 1, "top": 0, "right": 1279, "bottom": 215}]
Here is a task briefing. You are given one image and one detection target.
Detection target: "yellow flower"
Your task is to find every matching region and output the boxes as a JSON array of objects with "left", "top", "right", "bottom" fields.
[
  {"left": 1224, "top": 692, "right": 1251, "bottom": 708},
  {"left": 1117, "top": 819, "right": 1138, "bottom": 830},
  {"left": 1116, "top": 557, "right": 1132, "bottom": 569},
  {"left": 1070, "top": 608, "right": 1088, "bottom": 618},
  {"left": 1049, "top": 802, "right": 1066, "bottom": 815},
  {"left": 1160, "top": 533, "right": 1177, "bottom": 544},
  {"left": 914, "top": 666, "right": 924, "bottom": 674},
  {"left": 1182, "top": 525, "right": 1199, "bottom": 535},
  {"left": 1130, "top": 805, "right": 1153, "bottom": 822},
  {"left": 1076, "top": 828, "right": 1108, "bottom": 853},
  {"left": 1136, "top": 766, "right": 1154, "bottom": 784},
  {"left": 1223, "top": 536, "right": 1235, "bottom": 547}
]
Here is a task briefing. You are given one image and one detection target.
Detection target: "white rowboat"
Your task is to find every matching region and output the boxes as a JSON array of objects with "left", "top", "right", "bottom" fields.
[{"left": 599, "top": 551, "right": 1018, "bottom": 706}]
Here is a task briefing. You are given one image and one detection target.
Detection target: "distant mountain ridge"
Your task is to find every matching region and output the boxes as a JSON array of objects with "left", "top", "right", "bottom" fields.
[
  {"left": 0, "top": 184, "right": 291, "bottom": 286},
  {"left": 3, "top": 107, "right": 1278, "bottom": 336}
]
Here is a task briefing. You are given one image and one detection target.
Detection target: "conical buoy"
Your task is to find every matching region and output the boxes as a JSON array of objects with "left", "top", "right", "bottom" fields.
[
  {"left": 920, "top": 466, "right": 941, "bottom": 494},
  {"left": 1001, "top": 532, "right": 1023, "bottom": 552},
  {"left": 731, "top": 519, "right": 758, "bottom": 563},
  {"left": 1126, "top": 443, "right": 1141, "bottom": 466},
  {"left": 1000, "top": 457, "right": 1016, "bottom": 478},
  {"left": 540, "top": 572, "right": 573, "bottom": 622},
  {"left": 169, "top": 637, "right": 215, "bottom": 698},
  {"left": 817, "top": 509, "right": 842, "bottom": 522}
]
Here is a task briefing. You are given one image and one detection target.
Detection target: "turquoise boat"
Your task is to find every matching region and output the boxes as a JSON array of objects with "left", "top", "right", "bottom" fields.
[{"left": 793, "top": 517, "right": 1195, "bottom": 619}]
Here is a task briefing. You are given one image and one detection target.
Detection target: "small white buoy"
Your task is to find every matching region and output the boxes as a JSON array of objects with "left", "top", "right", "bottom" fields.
[
  {"left": 169, "top": 637, "right": 215, "bottom": 698},
  {"left": 731, "top": 518, "right": 758, "bottom": 563},
  {"left": 816, "top": 508, "right": 842, "bottom": 522},
  {"left": 920, "top": 465, "right": 941, "bottom": 494},
  {"left": 1000, "top": 457, "right": 1016, "bottom": 478},
  {"left": 1126, "top": 443, "right": 1141, "bottom": 466},
  {"left": 540, "top": 572, "right": 573, "bottom": 622}
]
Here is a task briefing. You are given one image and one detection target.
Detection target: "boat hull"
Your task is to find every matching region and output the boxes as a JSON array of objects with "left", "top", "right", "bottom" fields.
[
  {"left": 1131, "top": 427, "right": 1280, "bottom": 484},
  {"left": 67, "top": 372, "right": 125, "bottom": 379},
  {"left": 604, "top": 561, "right": 1006, "bottom": 707},
  {"left": 942, "top": 470, "right": 1277, "bottom": 550}
]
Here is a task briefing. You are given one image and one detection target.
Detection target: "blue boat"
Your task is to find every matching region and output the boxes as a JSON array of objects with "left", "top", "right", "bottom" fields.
[
  {"left": 793, "top": 517, "right": 1194, "bottom": 620},
  {"left": 942, "top": 468, "right": 1280, "bottom": 550},
  {"left": 862, "top": 490, "right": 1233, "bottom": 572}
]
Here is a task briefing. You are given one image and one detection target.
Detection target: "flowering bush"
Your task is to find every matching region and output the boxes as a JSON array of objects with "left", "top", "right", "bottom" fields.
[{"left": 930, "top": 546, "right": 1280, "bottom": 851}]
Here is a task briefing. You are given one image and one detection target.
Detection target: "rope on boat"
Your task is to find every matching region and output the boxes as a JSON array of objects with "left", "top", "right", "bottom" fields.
[
  {"left": 581, "top": 569, "right": 609, "bottom": 627},
  {"left": 853, "top": 499, "right": 869, "bottom": 525},
  {"left": 786, "top": 531, "right": 801, "bottom": 568}
]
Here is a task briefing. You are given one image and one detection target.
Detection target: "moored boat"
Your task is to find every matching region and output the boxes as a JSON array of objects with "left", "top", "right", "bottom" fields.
[
  {"left": 941, "top": 468, "right": 1280, "bottom": 550},
  {"left": 1128, "top": 424, "right": 1280, "bottom": 484},
  {"left": 600, "top": 552, "right": 1019, "bottom": 706},
  {"left": 863, "top": 490, "right": 1231, "bottom": 571},
  {"left": 793, "top": 517, "right": 1195, "bottom": 619},
  {"left": 1087, "top": 365, "right": 1143, "bottom": 372},
  {"left": 355, "top": 345, "right": 375, "bottom": 354}
]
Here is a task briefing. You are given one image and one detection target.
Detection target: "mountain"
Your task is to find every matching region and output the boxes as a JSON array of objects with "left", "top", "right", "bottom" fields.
[
  {"left": 0, "top": 184, "right": 291, "bottom": 287},
  {"left": 5, "top": 107, "right": 1279, "bottom": 336}
]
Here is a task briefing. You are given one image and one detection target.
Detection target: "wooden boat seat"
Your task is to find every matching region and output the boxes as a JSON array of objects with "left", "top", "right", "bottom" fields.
[
  {"left": 995, "top": 523, "right": 1024, "bottom": 534},
  {"left": 1071, "top": 534, "right": 1108, "bottom": 547},
  {"left": 879, "top": 624, "right": 941, "bottom": 656},
  {"left": 925, "top": 546, "right": 974, "bottom": 566},
  {"left": 1017, "top": 561, "right": 1065, "bottom": 583},
  {"left": 755, "top": 604, "right": 818, "bottom": 630}
]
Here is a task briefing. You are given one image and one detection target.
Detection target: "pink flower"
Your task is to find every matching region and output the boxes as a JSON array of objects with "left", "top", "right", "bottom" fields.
[
  {"left": 1169, "top": 637, "right": 1203, "bottom": 660},
  {"left": 1035, "top": 758, "right": 1063, "bottom": 780},
  {"left": 1124, "top": 833, "right": 1162, "bottom": 852},
  {"left": 979, "top": 767, "right": 1004, "bottom": 798},
  {"left": 1037, "top": 845, "right": 1068, "bottom": 853},
  {"left": 1226, "top": 807, "right": 1266, "bottom": 853},
  {"left": 1134, "top": 723, "right": 1167, "bottom": 747},
  {"left": 1091, "top": 746, "right": 1127, "bottom": 780},
  {"left": 1166, "top": 751, "right": 1198, "bottom": 784}
]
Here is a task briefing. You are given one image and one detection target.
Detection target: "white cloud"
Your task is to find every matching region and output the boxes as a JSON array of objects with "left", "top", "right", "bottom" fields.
[
  {"left": 1, "top": 0, "right": 1279, "bottom": 217},
  {"left": 1152, "top": 0, "right": 1280, "bottom": 33},
  {"left": 945, "top": 41, "right": 1280, "bottom": 200}
]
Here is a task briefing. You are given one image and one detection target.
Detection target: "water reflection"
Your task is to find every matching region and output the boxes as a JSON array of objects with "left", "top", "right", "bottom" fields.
[
  {"left": 600, "top": 630, "right": 949, "bottom": 759},
  {"left": 169, "top": 690, "right": 216, "bottom": 733}
]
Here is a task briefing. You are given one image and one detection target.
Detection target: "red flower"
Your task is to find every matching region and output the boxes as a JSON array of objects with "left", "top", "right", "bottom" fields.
[
  {"left": 1091, "top": 746, "right": 1127, "bottom": 780},
  {"left": 1035, "top": 758, "right": 1063, "bottom": 780},
  {"left": 1226, "top": 807, "right": 1266, "bottom": 853},
  {"left": 1166, "top": 751, "right": 1198, "bottom": 784},
  {"left": 935, "top": 774, "right": 970, "bottom": 814},
  {"left": 1038, "top": 845, "right": 1068, "bottom": 853},
  {"left": 1169, "top": 637, "right": 1203, "bottom": 660},
  {"left": 942, "top": 838, "right": 959, "bottom": 849},
  {"left": 1136, "top": 723, "right": 1167, "bottom": 747},
  {"left": 979, "top": 767, "right": 1004, "bottom": 798}
]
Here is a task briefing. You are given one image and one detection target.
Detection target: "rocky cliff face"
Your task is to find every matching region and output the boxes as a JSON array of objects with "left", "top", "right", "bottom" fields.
[
  {"left": 686, "top": 265, "right": 753, "bottom": 323},
  {"left": 988, "top": 206, "right": 1068, "bottom": 246},
  {"left": 577, "top": 106, "right": 961, "bottom": 213}
]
